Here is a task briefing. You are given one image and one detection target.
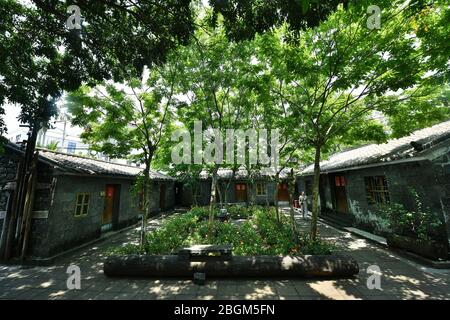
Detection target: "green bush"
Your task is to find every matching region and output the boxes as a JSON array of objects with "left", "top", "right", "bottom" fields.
[
  {"left": 384, "top": 201, "right": 444, "bottom": 242},
  {"left": 110, "top": 206, "right": 335, "bottom": 256}
]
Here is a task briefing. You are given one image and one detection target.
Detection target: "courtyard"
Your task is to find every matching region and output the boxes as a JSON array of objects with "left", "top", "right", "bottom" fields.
[{"left": 1, "top": 211, "right": 449, "bottom": 300}]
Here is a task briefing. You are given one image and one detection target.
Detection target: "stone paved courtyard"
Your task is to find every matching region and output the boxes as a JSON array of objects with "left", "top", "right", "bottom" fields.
[{"left": 1, "top": 211, "right": 449, "bottom": 300}]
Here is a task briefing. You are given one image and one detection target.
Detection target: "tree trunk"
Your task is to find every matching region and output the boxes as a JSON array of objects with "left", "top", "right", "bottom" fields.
[
  {"left": 20, "top": 152, "right": 38, "bottom": 259},
  {"left": 310, "top": 145, "right": 321, "bottom": 241},
  {"left": 217, "top": 181, "right": 223, "bottom": 208},
  {"left": 192, "top": 180, "right": 198, "bottom": 206},
  {"left": 274, "top": 174, "right": 280, "bottom": 223},
  {"left": 248, "top": 177, "right": 254, "bottom": 206},
  {"left": 288, "top": 170, "right": 298, "bottom": 242},
  {"left": 209, "top": 165, "right": 219, "bottom": 226},
  {"left": 140, "top": 161, "right": 152, "bottom": 247}
]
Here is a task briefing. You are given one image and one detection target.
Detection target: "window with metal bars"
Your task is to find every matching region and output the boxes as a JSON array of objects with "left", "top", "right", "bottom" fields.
[{"left": 364, "top": 176, "right": 390, "bottom": 205}]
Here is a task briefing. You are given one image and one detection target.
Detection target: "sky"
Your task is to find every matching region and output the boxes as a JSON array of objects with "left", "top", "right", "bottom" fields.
[{"left": 4, "top": 103, "right": 22, "bottom": 138}]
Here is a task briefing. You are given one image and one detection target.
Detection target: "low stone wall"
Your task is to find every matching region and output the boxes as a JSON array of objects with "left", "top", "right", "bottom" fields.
[{"left": 104, "top": 255, "right": 359, "bottom": 278}]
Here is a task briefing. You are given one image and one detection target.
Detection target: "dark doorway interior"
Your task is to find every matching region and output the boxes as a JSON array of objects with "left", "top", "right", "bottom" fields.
[
  {"left": 174, "top": 182, "right": 183, "bottom": 206},
  {"left": 159, "top": 183, "right": 166, "bottom": 211}
]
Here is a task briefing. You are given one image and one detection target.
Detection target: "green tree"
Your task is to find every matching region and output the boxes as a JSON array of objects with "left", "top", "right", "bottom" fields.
[
  {"left": 174, "top": 20, "right": 260, "bottom": 227},
  {"left": 0, "top": 0, "right": 196, "bottom": 134},
  {"left": 0, "top": 0, "right": 196, "bottom": 259},
  {"left": 67, "top": 64, "right": 178, "bottom": 246},
  {"left": 209, "top": 0, "right": 351, "bottom": 41},
  {"left": 255, "top": 0, "right": 449, "bottom": 240}
]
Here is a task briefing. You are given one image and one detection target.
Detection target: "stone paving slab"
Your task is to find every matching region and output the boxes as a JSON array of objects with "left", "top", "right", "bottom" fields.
[{"left": 0, "top": 212, "right": 449, "bottom": 300}]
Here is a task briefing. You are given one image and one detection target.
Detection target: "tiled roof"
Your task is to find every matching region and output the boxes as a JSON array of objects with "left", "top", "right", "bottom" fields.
[
  {"left": 301, "top": 120, "right": 450, "bottom": 175},
  {"left": 6, "top": 144, "right": 173, "bottom": 180}
]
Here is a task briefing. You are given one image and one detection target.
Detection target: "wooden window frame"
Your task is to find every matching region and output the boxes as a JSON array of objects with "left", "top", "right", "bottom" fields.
[
  {"left": 256, "top": 182, "right": 266, "bottom": 196},
  {"left": 74, "top": 193, "right": 90, "bottom": 217},
  {"left": 364, "top": 176, "right": 390, "bottom": 205}
]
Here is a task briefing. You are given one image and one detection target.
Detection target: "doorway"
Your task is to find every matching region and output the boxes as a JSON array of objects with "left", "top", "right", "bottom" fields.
[
  {"left": 159, "top": 183, "right": 166, "bottom": 211},
  {"left": 102, "top": 184, "right": 120, "bottom": 232},
  {"left": 331, "top": 175, "right": 348, "bottom": 213},
  {"left": 235, "top": 183, "right": 248, "bottom": 203},
  {"left": 277, "top": 183, "right": 290, "bottom": 202},
  {"left": 174, "top": 182, "right": 183, "bottom": 206}
]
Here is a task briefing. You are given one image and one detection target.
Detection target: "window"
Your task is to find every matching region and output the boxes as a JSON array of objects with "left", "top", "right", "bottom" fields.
[
  {"left": 364, "top": 176, "right": 390, "bottom": 205},
  {"left": 67, "top": 141, "right": 76, "bottom": 154},
  {"left": 75, "top": 193, "right": 90, "bottom": 216},
  {"left": 256, "top": 183, "right": 266, "bottom": 196}
]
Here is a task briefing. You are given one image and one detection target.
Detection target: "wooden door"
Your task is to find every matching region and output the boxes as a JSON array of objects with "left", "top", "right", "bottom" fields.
[
  {"left": 102, "top": 185, "right": 115, "bottom": 226},
  {"left": 235, "top": 183, "right": 247, "bottom": 202},
  {"left": 333, "top": 175, "right": 348, "bottom": 213},
  {"left": 277, "top": 183, "right": 290, "bottom": 201}
]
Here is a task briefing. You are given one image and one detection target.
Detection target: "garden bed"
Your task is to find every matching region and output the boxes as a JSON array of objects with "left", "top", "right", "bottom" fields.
[
  {"left": 105, "top": 206, "right": 361, "bottom": 278},
  {"left": 386, "top": 234, "right": 449, "bottom": 261},
  {"left": 108, "top": 206, "right": 335, "bottom": 256}
]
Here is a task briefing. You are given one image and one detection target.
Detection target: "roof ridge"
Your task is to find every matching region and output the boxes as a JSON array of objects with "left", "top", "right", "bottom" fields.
[{"left": 36, "top": 147, "right": 146, "bottom": 171}]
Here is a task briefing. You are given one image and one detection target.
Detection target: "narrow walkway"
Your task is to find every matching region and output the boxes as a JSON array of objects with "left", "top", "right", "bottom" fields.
[{"left": 0, "top": 211, "right": 449, "bottom": 300}]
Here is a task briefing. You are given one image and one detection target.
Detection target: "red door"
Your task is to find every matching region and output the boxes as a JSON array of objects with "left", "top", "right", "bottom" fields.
[
  {"left": 235, "top": 183, "right": 248, "bottom": 202},
  {"left": 103, "top": 185, "right": 115, "bottom": 226},
  {"left": 277, "top": 183, "right": 289, "bottom": 201}
]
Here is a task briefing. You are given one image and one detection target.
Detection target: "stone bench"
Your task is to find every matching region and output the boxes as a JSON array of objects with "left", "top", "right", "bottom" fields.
[{"left": 178, "top": 244, "right": 233, "bottom": 261}]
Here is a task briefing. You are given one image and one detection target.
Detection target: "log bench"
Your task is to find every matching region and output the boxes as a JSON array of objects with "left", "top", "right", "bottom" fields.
[
  {"left": 104, "top": 254, "right": 359, "bottom": 278},
  {"left": 178, "top": 244, "right": 233, "bottom": 261}
]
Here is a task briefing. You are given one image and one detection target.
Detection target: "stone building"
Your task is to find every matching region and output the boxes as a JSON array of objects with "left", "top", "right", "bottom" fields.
[
  {"left": 0, "top": 143, "right": 174, "bottom": 261},
  {"left": 179, "top": 167, "right": 298, "bottom": 207},
  {"left": 298, "top": 120, "right": 450, "bottom": 242}
]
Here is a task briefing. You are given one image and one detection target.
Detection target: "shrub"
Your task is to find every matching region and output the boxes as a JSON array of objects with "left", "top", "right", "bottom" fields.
[
  {"left": 384, "top": 202, "right": 444, "bottom": 242},
  {"left": 110, "top": 206, "right": 335, "bottom": 256}
]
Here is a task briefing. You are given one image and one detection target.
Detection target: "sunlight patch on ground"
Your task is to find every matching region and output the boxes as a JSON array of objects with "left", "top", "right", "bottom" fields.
[
  {"left": 244, "top": 286, "right": 277, "bottom": 299},
  {"left": 404, "top": 289, "right": 429, "bottom": 299},
  {"left": 48, "top": 290, "right": 66, "bottom": 298},
  {"left": 388, "top": 275, "right": 421, "bottom": 285},
  {"left": 39, "top": 280, "right": 54, "bottom": 288},
  {"left": 308, "top": 280, "right": 361, "bottom": 300},
  {"left": 347, "top": 239, "right": 368, "bottom": 250}
]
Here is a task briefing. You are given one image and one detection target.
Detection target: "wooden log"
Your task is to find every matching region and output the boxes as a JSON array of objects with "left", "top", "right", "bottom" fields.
[
  {"left": 104, "top": 254, "right": 359, "bottom": 278},
  {"left": 178, "top": 244, "right": 233, "bottom": 261}
]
